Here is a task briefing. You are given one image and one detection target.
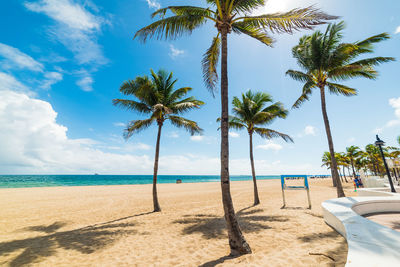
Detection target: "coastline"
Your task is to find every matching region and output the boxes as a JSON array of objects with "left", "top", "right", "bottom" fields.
[{"left": 0, "top": 178, "right": 354, "bottom": 266}]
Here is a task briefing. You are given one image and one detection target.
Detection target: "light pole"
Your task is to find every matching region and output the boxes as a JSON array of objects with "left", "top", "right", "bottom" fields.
[{"left": 375, "top": 135, "right": 396, "bottom": 193}]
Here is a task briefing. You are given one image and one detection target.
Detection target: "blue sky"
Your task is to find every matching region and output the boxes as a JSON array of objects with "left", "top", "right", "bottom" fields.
[{"left": 0, "top": 0, "right": 399, "bottom": 175}]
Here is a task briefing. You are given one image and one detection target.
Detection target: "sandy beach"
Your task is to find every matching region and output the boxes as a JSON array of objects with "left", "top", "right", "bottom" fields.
[{"left": 0, "top": 178, "right": 356, "bottom": 266}]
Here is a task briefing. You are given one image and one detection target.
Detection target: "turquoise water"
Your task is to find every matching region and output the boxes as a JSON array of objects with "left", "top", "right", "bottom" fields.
[{"left": 0, "top": 175, "right": 280, "bottom": 188}]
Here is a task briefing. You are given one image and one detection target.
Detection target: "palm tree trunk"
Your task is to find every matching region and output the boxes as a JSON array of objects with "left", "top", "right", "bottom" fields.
[
  {"left": 338, "top": 168, "right": 344, "bottom": 182},
  {"left": 152, "top": 122, "right": 162, "bottom": 212},
  {"left": 219, "top": 28, "right": 251, "bottom": 256},
  {"left": 249, "top": 132, "right": 260, "bottom": 206},
  {"left": 351, "top": 159, "right": 357, "bottom": 178},
  {"left": 342, "top": 166, "right": 348, "bottom": 183},
  {"left": 319, "top": 86, "right": 345, "bottom": 197}
]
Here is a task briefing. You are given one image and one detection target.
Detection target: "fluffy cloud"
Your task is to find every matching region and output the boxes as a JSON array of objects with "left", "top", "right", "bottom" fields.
[
  {"left": 229, "top": 132, "right": 240, "bottom": 138},
  {"left": 0, "top": 72, "right": 30, "bottom": 94},
  {"left": 304, "top": 125, "right": 316, "bottom": 136},
  {"left": 0, "top": 89, "right": 323, "bottom": 174},
  {"left": 256, "top": 141, "right": 283, "bottom": 151},
  {"left": 0, "top": 43, "right": 44, "bottom": 72},
  {"left": 146, "top": 0, "right": 161, "bottom": 10},
  {"left": 169, "top": 45, "right": 185, "bottom": 59},
  {"left": 395, "top": 26, "right": 400, "bottom": 34},
  {"left": 374, "top": 97, "right": 400, "bottom": 133},
  {"left": 0, "top": 89, "right": 154, "bottom": 174},
  {"left": 190, "top": 135, "right": 204, "bottom": 142},
  {"left": 40, "top": 71, "right": 63, "bottom": 89},
  {"left": 24, "top": 0, "right": 109, "bottom": 91}
]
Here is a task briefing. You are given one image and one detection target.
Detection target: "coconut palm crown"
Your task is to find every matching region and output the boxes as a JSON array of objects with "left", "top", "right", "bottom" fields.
[
  {"left": 222, "top": 90, "right": 293, "bottom": 205},
  {"left": 134, "top": 0, "right": 338, "bottom": 255},
  {"left": 113, "top": 69, "right": 204, "bottom": 212},
  {"left": 286, "top": 21, "right": 395, "bottom": 198}
]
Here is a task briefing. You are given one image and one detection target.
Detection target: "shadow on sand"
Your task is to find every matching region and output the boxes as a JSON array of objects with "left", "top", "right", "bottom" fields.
[
  {"left": 174, "top": 206, "right": 288, "bottom": 240},
  {"left": 0, "top": 211, "right": 154, "bottom": 267}
]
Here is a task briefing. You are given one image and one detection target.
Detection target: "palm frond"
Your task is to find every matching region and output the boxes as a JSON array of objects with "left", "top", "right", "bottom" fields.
[
  {"left": 253, "top": 127, "right": 294, "bottom": 142},
  {"left": 232, "top": 21, "right": 274, "bottom": 46},
  {"left": 202, "top": 35, "right": 221, "bottom": 94},
  {"left": 237, "top": 6, "right": 338, "bottom": 34},
  {"left": 112, "top": 99, "right": 152, "bottom": 114},
  {"left": 217, "top": 116, "right": 247, "bottom": 130},
  {"left": 171, "top": 99, "right": 205, "bottom": 114},
  {"left": 285, "top": 70, "right": 312, "bottom": 83},
  {"left": 124, "top": 118, "right": 155, "bottom": 139},
  {"left": 169, "top": 87, "right": 192, "bottom": 102},
  {"left": 168, "top": 115, "right": 203, "bottom": 135},
  {"left": 232, "top": 0, "right": 265, "bottom": 14},
  {"left": 326, "top": 82, "right": 357, "bottom": 96},
  {"left": 292, "top": 81, "right": 315, "bottom": 109},
  {"left": 134, "top": 15, "right": 207, "bottom": 42},
  {"left": 152, "top": 6, "right": 216, "bottom": 20}
]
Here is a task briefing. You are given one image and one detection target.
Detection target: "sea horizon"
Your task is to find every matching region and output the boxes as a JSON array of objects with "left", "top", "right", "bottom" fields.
[{"left": 0, "top": 174, "right": 332, "bottom": 188}]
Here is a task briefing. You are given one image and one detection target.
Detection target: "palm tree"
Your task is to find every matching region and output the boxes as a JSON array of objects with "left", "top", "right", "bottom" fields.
[
  {"left": 346, "top": 146, "right": 362, "bottom": 178},
  {"left": 221, "top": 90, "right": 293, "bottom": 206},
  {"left": 366, "top": 144, "right": 380, "bottom": 176},
  {"left": 113, "top": 69, "right": 204, "bottom": 212},
  {"left": 134, "top": 0, "right": 337, "bottom": 255},
  {"left": 286, "top": 21, "right": 394, "bottom": 197},
  {"left": 338, "top": 153, "right": 349, "bottom": 183}
]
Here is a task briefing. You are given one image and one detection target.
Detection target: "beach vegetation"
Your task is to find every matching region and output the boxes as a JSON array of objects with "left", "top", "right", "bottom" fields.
[
  {"left": 287, "top": 21, "right": 395, "bottom": 197},
  {"left": 113, "top": 69, "right": 204, "bottom": 212},
  {"left": 220, "top": 90, "right": 293, "bottom": 205},
  {"left": 134, "top": 0, "right": 337, "bottom": 255}
]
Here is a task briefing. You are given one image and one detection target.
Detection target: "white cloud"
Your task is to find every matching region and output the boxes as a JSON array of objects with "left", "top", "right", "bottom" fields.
[
  {"left": 0, "top": 72, "right": 31, "bottom": 95},
  {"left": 190, "top": 135, "right": 204, "bottom": 142},
  {"left": 347, "top": 137, "right": 356, "bottom": 143},
  {"left": 167, "top": 131, "right": 179, "bottom": 138},
  {"left": 0, "top": 89, "right": 155, "bottom": 174},
  {"left": 24, "top": 0, "right": 102, "bottom": 31},
  {"left": 229, "top": 132, "right": 240, "bottom": 138},
  {"left": 146, "top": 0, "right": 160, "bottom": 10},
  {"left": 24, "top": 0, "right": 109, "bottom": 91},
  {"left": 169, "top": 45, "right": 185, "bottom": 59},
  {"left": 374, "top": 97, "right": 400, "bottom": 133},
  {"left": 253, "top": 0, "right": 289, "bottom": 15},
  {"left": 76, "top": 74, "right": 94, "bottom": 91},
  {"left": 395, "top": 26, "right": 400, "bottom": 34},
  {"left": 114, "top": 122, "right": 126, "bottom": 127},
  {"left": 0, "top": 89, "right": 324, "bottom": 175},
  {"left": 0, "top": 43, "right": 44, "bottom": 72},
  {"left": 304, "top": 125, "right": 316, "bottom": 136},
  {"left": 40, "top": 71, "right": 63, "bottom": 89},
  {"left": 256, "top": 141, "right": 283, "bottom": 151}
]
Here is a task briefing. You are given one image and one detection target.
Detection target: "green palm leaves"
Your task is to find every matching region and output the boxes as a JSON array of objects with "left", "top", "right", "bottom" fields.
[
  {"left": 135, "top": 1, "right": 337, "bottom": 93},
  {"left": 287, "top": 21, "right": 395, "bottom": 108},
  {"left": 225, "top": 90, "right": 293, "bottom": 142},
  {"left": 113, "top": 69, "right": 204, "bottom": 139}
]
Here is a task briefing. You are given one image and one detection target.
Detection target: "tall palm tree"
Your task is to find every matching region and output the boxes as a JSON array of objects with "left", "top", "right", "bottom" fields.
[
  {"left": 113, "top": 69, "right": 204, "bottom": 212},
  {"left": 286, "top": 21, "right": 394, "bottom": 198},
  {"left": 346, "top": 146, "right": 362, "bottom": 178},
  {"left": 134, "top": 0, "right": 336, "bottom": 255},
  {"left": 221, "top": 90, "right": 293, "bottom": 205}
]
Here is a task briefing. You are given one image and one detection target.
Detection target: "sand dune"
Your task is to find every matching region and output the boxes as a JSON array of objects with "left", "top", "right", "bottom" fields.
[{"left": 0, "top": 179, "right": 355, "bottom": 266}]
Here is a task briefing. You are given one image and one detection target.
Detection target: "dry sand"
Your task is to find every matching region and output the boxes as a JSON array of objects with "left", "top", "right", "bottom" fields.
[{"left": 0, "top": 178, "right": 356, "bottom": 267}]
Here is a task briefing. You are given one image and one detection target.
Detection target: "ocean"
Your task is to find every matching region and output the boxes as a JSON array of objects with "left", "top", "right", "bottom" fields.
[{"left": 0, "top": 175, "right": 281, "bottom": 188}]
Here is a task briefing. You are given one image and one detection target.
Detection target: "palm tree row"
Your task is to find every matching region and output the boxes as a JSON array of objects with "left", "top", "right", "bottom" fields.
[
  {"left": 113, "top": 0, "right": 395, "bottom": 257},
  {"left": 322, "top": 143, "right": 400, "bottom": 179}
]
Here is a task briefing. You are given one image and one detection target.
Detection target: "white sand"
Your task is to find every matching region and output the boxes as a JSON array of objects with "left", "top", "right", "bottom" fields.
[{"left": 0, "top": 179, "right": 356, "bottom": 266}]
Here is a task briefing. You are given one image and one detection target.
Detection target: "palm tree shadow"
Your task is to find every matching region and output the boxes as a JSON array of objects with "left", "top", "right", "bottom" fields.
[
  {"left": 198, "top": 255, "right": 239, "bottom": 267},
  {"left": 174, "top": 206, "right": 289, "bottom": 240},
  {"left": 0, "top": 212, "right": 153, "bottom": 267}
]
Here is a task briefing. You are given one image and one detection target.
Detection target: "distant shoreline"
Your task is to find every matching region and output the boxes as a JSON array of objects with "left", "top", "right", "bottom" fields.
[{"left": 0, "top": 174, "right": 331, "bottom": 189}]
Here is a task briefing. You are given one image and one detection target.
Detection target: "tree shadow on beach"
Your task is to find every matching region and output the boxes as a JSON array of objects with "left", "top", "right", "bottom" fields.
[
  {"left": 0, "top": 219, "right": 138, "bottom": 267},
  {"left": 298, "top": 229, "right": 348, "bottom": 267},
  {"left": 174, "top": 206, "right": 289, "bottom": 240}
]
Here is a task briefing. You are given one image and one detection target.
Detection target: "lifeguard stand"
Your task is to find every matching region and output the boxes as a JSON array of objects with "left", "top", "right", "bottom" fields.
[{"left": 281, "top": 175, "right": 311, "bottom": 209}]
